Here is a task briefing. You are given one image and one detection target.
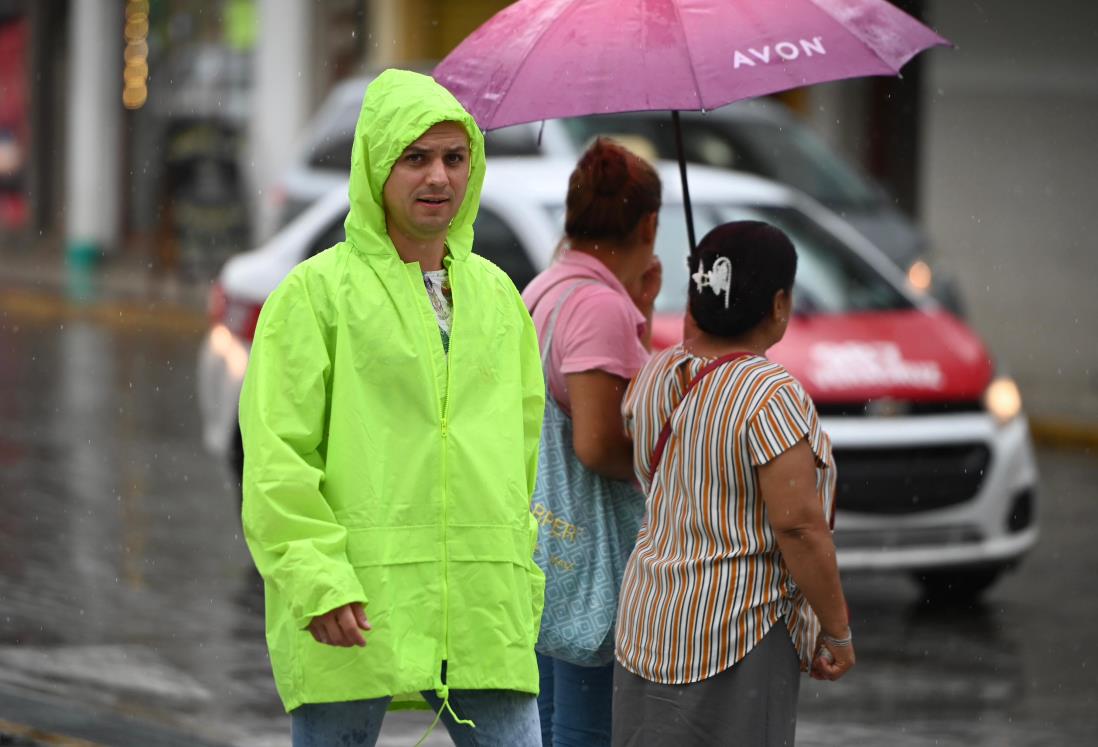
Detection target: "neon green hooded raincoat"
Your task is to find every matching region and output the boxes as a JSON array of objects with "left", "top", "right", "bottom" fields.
[{"left": 239, "top": 69, "right": 546, "bottom": 712}]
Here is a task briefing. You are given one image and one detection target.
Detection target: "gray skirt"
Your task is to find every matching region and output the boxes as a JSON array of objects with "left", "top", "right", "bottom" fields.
[{"left": 612, "top": 621, "right": 801, "bottom": 747}]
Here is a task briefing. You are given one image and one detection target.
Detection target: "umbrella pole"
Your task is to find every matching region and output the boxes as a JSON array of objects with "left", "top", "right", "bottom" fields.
[{"left": 671, "top": 111, "right": 696, "bottom": 252}]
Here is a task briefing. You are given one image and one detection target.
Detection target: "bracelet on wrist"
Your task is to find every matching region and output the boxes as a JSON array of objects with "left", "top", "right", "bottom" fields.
[{"left": 821, "top": 628, "right": 853, "bottom": 647}]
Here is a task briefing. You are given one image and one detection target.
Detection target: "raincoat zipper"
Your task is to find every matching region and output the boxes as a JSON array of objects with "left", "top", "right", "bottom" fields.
[
  {"left": 439, "top": 265, "right": 453, "bottom": 673},
  {"left": 413, "top": 260, "right": 454, "bottom": 672},
  {"left": 410, "top": 260, "right": 473, "bottom": 746}
]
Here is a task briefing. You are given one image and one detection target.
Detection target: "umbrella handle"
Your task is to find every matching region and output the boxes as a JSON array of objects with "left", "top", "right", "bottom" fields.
[{"left": 672, "top": 111, "right": 697, "bottom": 253}]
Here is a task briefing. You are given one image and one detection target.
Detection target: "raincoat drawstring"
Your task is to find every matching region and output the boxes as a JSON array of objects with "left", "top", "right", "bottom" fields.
[{"left": 414, "top": 684, "right": 476, "bottom": 747}]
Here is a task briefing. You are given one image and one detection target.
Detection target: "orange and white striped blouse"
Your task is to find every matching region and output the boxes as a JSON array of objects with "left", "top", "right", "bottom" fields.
[{"left": 615, "top": 347, "right": 836, "bottom": 684}]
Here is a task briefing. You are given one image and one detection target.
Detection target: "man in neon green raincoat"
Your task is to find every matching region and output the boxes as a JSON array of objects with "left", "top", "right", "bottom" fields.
[{"left": 239, "top": 69, "right": 546, "bottom": 745}]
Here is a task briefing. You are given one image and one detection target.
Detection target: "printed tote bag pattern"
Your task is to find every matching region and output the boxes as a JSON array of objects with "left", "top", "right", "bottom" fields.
[{"left": 531, "top": 281, "right": 646, "bottom": 666}]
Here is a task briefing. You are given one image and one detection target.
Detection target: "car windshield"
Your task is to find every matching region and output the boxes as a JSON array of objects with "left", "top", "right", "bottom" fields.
[
  {"left": 562, "top": 113, "right": 883, "bottom": 211},
  {"left": 548, "top": 203, "right": 911, "bottom": 315},
  {"left": 305, "top": 97, "right": 361, "bottom": 170},
  {"left": 730, "top": 122, "right": 883, "bottom": 210}
]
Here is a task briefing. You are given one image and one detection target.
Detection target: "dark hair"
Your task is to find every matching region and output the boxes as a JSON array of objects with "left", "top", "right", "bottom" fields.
[
  {"left": 688, "top": 221, "right": 797, "bottom": 338},
  {"left": 564, "top": 137, "right": 661, "bottom": 242}
]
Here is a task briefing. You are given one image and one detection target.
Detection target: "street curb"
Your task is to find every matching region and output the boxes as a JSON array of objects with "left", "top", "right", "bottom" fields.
[
  {"left": 1029, "top": 418, "right": 1098, "bottom": 453},
  {"left": 1, "top": 250, "right": 209, "bottom": 336},
  {"left": 0, "top": 287, "right": 207, "bottom": 337}
]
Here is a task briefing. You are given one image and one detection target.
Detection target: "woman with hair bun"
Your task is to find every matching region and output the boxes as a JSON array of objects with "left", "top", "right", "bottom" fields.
[
  {"left": 522, "top": 138, "right": 663, "bottom": 747},
  {"left": 612, "top": 221, "right": 854, "bottom": 746}
]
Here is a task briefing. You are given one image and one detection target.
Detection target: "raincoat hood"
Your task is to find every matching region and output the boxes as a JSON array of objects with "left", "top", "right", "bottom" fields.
[{"left": 345, "top": 68, "right": 486, "bottom": 261}]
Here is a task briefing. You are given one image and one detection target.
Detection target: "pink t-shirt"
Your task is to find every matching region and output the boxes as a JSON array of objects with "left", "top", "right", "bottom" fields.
[{"left": 522, "top": 250, "right": 650, "bottom": 414}]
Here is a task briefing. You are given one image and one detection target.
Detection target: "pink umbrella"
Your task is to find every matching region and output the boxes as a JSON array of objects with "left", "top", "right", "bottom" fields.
[{"left": 434, "top": 0, "right": 949, "bottom": 249}]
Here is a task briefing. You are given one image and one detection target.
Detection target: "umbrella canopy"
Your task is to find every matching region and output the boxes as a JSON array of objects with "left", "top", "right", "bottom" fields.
[
  {"left": 435, "top": 0, "right": 948, "bottom": 129},
  {"left": 434, "top": 0, "right": 949, "bottom": 247}
]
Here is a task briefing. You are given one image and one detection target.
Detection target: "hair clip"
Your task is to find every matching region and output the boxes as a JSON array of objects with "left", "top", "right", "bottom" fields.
[{"left": 691, "top": 256, "right": 732, "bottom": 308}]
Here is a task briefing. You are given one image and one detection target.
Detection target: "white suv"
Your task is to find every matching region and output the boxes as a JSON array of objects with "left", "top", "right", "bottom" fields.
[{"left": 202, "top": 159, "right": 1037, "bottom": 601}]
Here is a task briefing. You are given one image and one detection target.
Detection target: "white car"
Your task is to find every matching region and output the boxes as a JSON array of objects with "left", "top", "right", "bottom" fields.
[
  {"left": 267, "top": 75, "right": 964, "bottom": 314},
  {"left": 204, "top": 158, "right": 1037, "bottom": 600}
]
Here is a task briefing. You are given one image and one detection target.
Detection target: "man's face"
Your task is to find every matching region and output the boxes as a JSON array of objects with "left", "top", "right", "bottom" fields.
[{"left": 382, "top": 121, "right": 471, "bottom": 244}]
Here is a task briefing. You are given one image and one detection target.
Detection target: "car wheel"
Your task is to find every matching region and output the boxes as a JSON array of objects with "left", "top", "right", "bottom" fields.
[
  {"left": 912, "top": 566, "right": 1005, "bottom": 604},
  {"left": 231, "top": 424, "right": 244, "bottom": 500}
]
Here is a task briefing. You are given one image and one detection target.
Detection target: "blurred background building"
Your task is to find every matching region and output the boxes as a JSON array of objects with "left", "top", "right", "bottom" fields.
[
  {"left": 1, "top": 0, "right": 523, "bottom": 279},
  {"left": 0, "top": 0, "right": 1094, "bottom": 423}
]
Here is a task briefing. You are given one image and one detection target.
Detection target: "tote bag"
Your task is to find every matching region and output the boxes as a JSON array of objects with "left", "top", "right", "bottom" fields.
[{"left": 531, "top": 281, "right": 646, "bottom": 667}]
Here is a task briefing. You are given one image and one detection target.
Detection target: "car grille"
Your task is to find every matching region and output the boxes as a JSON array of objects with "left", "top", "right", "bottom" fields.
[
  {"left": 816, "top": 400, "right": 984, "bottom": 417},
  {"left": 834, "top": 443, "right": 992, "bottom": 515},
  {"left": 834, "top": 525, "right": 983, "bottom": 550}
]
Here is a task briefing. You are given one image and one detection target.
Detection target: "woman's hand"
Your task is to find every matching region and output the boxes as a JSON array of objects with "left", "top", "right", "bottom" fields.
[
  {"left": 629, "top": 256, "right": 663, "bottom": 317},
  {"left": 629, "top": 256, "right": 662, "bottom": 350},
  {"left": 811, "top": 629, "right": 856, "bottom": 681}
]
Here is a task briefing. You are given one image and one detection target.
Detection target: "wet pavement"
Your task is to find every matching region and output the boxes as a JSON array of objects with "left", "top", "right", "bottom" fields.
[{"left": 0, "top": 293, "right": 1095, "bottom": 746}]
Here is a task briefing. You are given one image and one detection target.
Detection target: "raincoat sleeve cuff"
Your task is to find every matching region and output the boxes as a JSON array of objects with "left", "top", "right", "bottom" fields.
[{"left": 291, "top": 574, "right": 369, "bottom": 630}]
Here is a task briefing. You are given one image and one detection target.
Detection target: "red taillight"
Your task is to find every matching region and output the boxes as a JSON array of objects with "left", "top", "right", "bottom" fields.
[
  {"left": 225, "top": 299, "right": 263, "bottom": 342},
  {"left": 209, "top": 282, "right": 263, "bottom": 342}
]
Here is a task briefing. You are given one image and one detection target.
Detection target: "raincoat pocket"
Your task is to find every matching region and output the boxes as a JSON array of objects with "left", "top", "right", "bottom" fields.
[{"left": 446, "top": 525, "right": 546, "bottom": 656}]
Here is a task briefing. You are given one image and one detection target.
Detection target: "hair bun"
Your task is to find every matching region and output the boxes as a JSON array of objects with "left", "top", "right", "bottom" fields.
[
  {"left": 589, "top": 141, "right": 629, "bottom": 196},
  {"left": 564, "top": 137, "right": 662, "bottom": 242}
]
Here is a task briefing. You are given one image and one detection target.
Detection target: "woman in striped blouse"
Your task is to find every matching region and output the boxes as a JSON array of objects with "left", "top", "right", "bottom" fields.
[
  {"left": 524, "top": 138, "right": 663, "bottom": 747},
  {"left": 613, "top": 222, "right": 854, "bottom": 746}
]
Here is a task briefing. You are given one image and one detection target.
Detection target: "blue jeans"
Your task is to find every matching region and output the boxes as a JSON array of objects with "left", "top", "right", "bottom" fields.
[
  {"left": 537, "top": 653, "right": 614, "bottom": 747},
  {"left": 292, "top": 688, "right": 542, "bottom": 747}
]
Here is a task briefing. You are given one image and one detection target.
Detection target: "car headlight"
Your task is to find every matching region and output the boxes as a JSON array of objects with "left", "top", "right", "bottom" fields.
[
  {"left": 906, "top": 259, "right": 933, "bottom": 293},
  {"left": 984, "top": 376, "right": 1022, "bottom": 424},
  {"left": 209, "top": 324, "right": 250, "bottom": 382}
]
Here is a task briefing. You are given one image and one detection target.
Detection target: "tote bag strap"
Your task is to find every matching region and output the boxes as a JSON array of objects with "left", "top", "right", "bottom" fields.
[
  {"left": 537, "top": 280, "right": 602, "bottom": 369},
  {"left": 649, "top": 351, "right": 753, "bottom": 474}
]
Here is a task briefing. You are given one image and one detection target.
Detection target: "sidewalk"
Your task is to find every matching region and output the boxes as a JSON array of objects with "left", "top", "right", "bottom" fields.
[{"left": 0, "top": 246, "right": 208, "bottom": 336}]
